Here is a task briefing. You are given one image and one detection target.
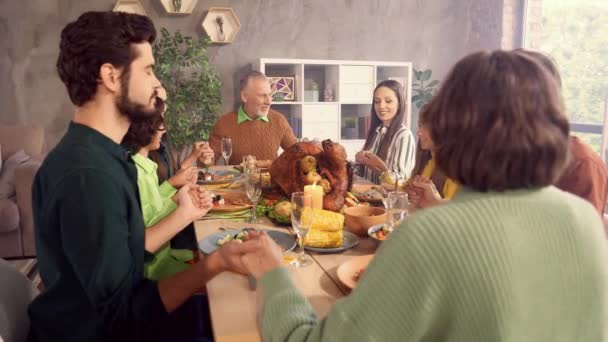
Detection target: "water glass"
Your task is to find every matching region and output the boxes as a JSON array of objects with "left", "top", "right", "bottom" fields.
[
  {"left": 245, "top": 168, "right": 262, "bottom": 223},
  {"left": 290, "top": 192, "right": 313, "bottom": 267},
  {"left": 242, "top": 155, "right": 256, "bottom": 172},
  {"left": 221, "top": 137, "right": 232, "bottom": 165},
  {"left": 386, "top": 191, "right": 408, "bottom": 229}
]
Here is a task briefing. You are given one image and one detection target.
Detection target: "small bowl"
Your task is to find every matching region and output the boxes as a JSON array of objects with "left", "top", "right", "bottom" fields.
[
  {"left": 368, "top": 223, "right": 392, "bottom": 244},
  {"left": 344, "top": 206, "right": 386, "bottom": 237}
]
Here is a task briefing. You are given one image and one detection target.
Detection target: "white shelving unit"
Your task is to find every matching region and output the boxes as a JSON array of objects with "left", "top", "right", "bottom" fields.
[{"left": 258, "top": 58, "right": 412, "bottom": 160}]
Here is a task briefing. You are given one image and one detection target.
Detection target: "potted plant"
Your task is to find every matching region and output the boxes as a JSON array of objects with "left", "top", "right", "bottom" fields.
[
  {"left": 153, "top": 28, "right": 222, "bottom": 152},
  {"left": 411, "top": 68, "right": 439, "bottom": 109},
  {"left": 342, "top": 117, "right": 357, "bottom": 139},
  {"left": 305, "top": 80, "right": 319, "bottom": 102}
]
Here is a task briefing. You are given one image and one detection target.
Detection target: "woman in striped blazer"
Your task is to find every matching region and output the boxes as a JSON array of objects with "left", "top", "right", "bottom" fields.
[{"left": 355, "top": 79, "right": 416, "bottom": 183}]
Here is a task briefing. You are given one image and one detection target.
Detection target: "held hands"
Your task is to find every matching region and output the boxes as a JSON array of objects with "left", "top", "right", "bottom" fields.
[
  {"left": 215, "top": 231, "right": 283, "bottom": 279},
  {"left": 182, "top": 141, "right": 215, "bottom": 167},
  {"left": 404, "top": 175, "right": 442, "bottom": 209},
  {"left": 194, "top": 141, "right": 215, "bottom": 165},
  {"left": 168, "top": 166, "right": 198, "bottom": 188}
]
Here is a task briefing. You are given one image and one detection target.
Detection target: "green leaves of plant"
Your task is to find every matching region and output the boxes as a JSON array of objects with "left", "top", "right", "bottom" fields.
[
  {"left": 411, "top": 68, "right": 439, "bottom": 109},
  {"left": 153, "top": 28, "right": 222, "bottom": 149}
]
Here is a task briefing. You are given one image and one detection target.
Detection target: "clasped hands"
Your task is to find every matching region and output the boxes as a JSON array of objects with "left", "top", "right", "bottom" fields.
[
  {"left": 404, "top": 175, "right": 442, "bottom": 210},
  {"left": 215, "top": 231, "right": 283, "bottom": 280}
]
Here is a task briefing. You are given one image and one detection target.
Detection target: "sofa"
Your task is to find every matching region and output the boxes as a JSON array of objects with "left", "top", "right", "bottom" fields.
[{"left": 0, "top": 124, "right": 45, "bottom": 258}]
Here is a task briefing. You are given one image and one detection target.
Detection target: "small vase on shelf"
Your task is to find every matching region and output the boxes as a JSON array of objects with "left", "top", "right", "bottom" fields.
[
  {"left": 216, "top": 16, "right": 226, "bottom": 41},
  {"left": 172, "top": 0, "right": 182, "bottom": 12}
]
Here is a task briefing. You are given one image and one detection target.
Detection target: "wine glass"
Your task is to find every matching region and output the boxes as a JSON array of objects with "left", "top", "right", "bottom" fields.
[
  {"left": 385, "top": 191, "right": 409, "bottom": 230},
  {"left": 242, "top": 155, "right": 256, "bottom": 172},
  {"left": 221, "top": 137, "right": 232, "bottom": 165},
  {"left": 290, "top": 192, "right": 313, "bottom": 267},
  {"left": 379, "top": 171, "right": 401, "bottom": 208},
  {"left": 245, "top": 168, "right": 262, "bottom": 223}
]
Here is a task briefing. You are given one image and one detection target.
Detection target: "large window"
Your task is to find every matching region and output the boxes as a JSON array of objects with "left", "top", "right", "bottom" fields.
[{"left": 524, "top": 0, "right": 608, "bottom": 159}]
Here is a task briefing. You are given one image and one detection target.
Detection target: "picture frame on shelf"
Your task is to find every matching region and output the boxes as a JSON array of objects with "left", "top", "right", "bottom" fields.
[{"left": 269, "top": 76, "right": 296, "bottom": 102}]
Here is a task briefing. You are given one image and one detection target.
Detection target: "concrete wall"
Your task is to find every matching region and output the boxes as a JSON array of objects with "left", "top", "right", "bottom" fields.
[{"left": 0, "top": 0, "right": 505, "bottom": 148}]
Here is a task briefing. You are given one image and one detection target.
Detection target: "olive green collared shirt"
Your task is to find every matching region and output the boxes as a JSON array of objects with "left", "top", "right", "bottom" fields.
[
  {"left": 237, "top": 105, "right": 270, "bottom": 124},
  {"left": 29, "top": 122, "right": 168, "bottom": 341}
]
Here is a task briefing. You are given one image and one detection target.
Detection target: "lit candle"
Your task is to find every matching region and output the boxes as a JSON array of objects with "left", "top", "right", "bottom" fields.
[{"left": 303, "top": 184, "right": 324, "bottom": 210}]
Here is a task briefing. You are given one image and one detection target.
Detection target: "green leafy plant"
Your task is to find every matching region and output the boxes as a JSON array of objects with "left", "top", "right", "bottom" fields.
[
  {"left": 153, "top": 28, "right": 222, "bottom": 149},
  {"left": 412, "top": 69, "right": 439, "bottom": 109}
]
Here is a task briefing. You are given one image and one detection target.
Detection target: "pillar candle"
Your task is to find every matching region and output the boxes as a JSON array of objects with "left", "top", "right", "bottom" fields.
[{"left": 303, "top": 184, "right": 324, "bottom": 210}]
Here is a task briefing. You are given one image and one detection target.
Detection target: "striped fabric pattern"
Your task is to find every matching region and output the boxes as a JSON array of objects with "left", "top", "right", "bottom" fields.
[
  {"left": 362, "top": 124, "right": 416, "bottom": 182},
  {"left": 258, "top": 186, "right": 608, "bottom": 342}
]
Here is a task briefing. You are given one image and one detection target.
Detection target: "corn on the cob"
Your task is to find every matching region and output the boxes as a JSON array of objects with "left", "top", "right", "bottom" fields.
[
  {"left": 302, "top": 208, "right": 344, "bottom": 232},
  {"left": 304, "top": 228, "right": 343, "bottom": 248}
]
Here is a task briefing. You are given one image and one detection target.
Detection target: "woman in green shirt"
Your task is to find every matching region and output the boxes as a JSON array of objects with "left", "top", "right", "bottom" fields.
[{"left": 122, "top": 114, "right": 206, "bottom": 280}]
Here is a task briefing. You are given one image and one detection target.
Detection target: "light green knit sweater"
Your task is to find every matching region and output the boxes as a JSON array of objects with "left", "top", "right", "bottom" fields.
[{"left": 259, "top": 186, "right": 608, "bottom": 341}]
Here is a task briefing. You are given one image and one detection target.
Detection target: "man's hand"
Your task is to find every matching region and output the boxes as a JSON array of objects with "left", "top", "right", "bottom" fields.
[
  {"left": 168, "top": 166, "right": 198, "bottom": 188},
  {"left": 175, "top": 184, "right": 213, "bottom": 221}
]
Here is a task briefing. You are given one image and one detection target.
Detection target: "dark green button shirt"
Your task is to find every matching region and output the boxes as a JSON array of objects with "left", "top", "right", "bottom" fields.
[{"left": 28, "top": 122, "right": 168, "bottom": 341}]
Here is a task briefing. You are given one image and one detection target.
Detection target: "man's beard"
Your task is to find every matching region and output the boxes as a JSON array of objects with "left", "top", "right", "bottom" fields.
[{"left": 116, "top": 72, "right": 164, "bottom": 123}]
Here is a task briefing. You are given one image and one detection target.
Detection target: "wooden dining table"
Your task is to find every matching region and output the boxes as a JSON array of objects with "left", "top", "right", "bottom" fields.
[{"left": 194, "top": 170, "right": 379, "bottom": 342}]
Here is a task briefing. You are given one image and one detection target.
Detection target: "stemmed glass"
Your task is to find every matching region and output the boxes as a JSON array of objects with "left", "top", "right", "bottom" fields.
[
  {"left": 290, "top": 192, "right": 313, "bottom": 267},
  {"left": 386, "top": 191, "right": 409, "bottom": 230},
  {"left": 379, "top": 171, "right": 401, "bottom": 208},
  {"left": 221, "top": 137, "right": 232, "bottom": 165},
  {"left": 245, "top": 168, "right": 262, "bottom": 223},
  {"left": 243, "top": 155, "right": 256, "bottom": 172}
]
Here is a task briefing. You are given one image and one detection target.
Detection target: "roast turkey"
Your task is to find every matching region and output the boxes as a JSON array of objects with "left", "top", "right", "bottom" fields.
[{"left": 270, "top": 139, "right": 353, "bottom": 212}]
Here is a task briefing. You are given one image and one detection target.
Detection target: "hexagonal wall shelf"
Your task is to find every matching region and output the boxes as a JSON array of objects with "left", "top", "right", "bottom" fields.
[
  {"left": 112, "top": 0, "right": 147, "bottom": 16},
  {"left": 160, "top": 0, "right": 199, "bottom": 15},
  {"left": 201, "top": 7, "right": 241, "bottom": 44}
]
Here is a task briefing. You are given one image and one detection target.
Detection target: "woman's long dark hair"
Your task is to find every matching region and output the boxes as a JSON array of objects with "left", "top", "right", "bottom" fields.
[{"left": 362, "top": 80, "right": 406, "bottom": 161}]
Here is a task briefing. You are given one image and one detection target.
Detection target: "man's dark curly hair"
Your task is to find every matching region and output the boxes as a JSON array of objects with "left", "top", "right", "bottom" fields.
[
  {"left": 57, "top": 11, "right": 156, "bottom": 106},
  {"left": 122, "top": 114, "right": 165, "bottom": 153}
]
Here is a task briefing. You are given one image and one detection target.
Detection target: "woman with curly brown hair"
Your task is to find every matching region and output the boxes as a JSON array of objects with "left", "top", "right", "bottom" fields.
[
  {"left": 122, "top": 114, "right": 208, "bottom": 280},
  {"left": 232, "top": 50, "right": 608, "bottom": 341}
]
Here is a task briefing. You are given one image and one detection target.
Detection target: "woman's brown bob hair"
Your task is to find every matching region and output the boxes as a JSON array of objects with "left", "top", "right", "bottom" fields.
[{"left": 424, "top": 50, "right": 569, "bottom": 192}]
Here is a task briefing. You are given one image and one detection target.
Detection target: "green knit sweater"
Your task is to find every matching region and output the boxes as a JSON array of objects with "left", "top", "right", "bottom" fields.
[{"left": 259, "top": 186, "right": 608, "bottom": 341}]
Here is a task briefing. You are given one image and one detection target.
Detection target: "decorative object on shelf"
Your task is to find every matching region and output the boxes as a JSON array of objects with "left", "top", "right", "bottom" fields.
[
  {"left": 272, "top": 92, "right": 285, "bottom": 102},
  {"left": 201, "top": 7, "right": 241, "bottom": 44},
  {"left": 269, "top": 76, "right": 295, "bottom": 101},
  {"left": 305, "top": 80, "right": 319, "bottom": 102},
  {"left": 323, "top": 84, "right": 335, "bottom": 102},
  {"left": 153, "top": 28, "right": 222, "bottom": 150},
  {"left": 412, "top": 68, "right": 439, "bottom": 109},
  {"left": 216, "top": 16, "right": 226, "bottom": 42},
  {"left": 160, "top": 0, "right": 199, "bottom": 15},
  {"left": 112, "top": 0, "right": 147, "bottom": 16}
]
